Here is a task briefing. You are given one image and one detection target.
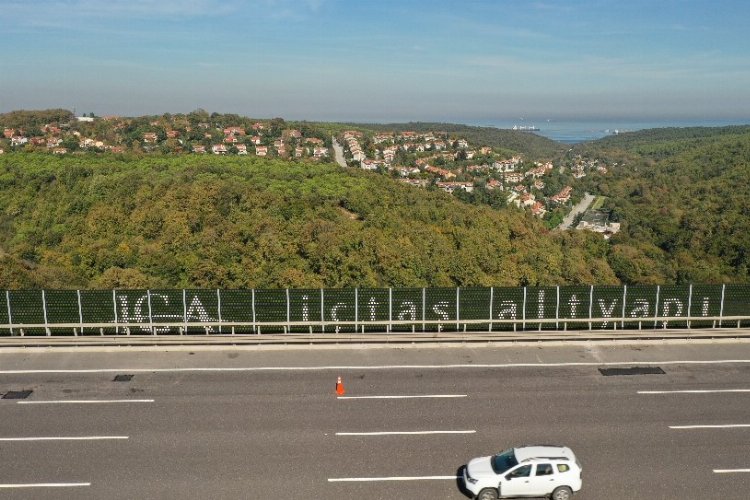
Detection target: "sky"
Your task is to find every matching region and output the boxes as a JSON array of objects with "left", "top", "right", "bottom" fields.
[{"left": 1, "top": 0, "right": 750, "bottom": 123}]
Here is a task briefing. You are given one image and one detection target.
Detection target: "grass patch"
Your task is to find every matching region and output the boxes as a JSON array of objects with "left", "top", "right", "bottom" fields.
[{"left": 590, "top": 196, "right": 607, "bottom": 210}]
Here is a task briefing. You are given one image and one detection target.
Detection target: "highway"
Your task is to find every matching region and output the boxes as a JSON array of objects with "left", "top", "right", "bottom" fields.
[{"left": 1, "top": 341, "right": 750, "bottom": 499}]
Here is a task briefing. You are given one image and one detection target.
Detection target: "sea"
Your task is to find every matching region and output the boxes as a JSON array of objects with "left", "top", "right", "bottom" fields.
[{"left": 469, "top": 118, "right": 750, "bottom": 144}]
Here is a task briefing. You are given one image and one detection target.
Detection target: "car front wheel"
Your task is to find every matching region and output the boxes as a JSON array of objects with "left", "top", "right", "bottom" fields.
[
  {"left": 551, "top": 486, "right": 573, "bottom": 500},
  {"left": 476, "top": 488, "right": 498, "bottom": 500}
]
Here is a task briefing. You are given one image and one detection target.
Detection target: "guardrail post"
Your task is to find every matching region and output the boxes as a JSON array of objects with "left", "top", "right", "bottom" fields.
[
  {"left": 217, "top": 289, "right": 224, "bottom": 334},
  {"left": 320, "top": 288, "right": 325, "bottom": 334},
  {"left": 653, "top": 285, "right": 660, "bottom": 329},
  {"left": 6, "top": 290, "right": 15, "bottom": 336},
  {"left": 522, "top": 287, "right": 527, "bottom": 331},
  {"left": 112, "top": 289, "right": 119, "bottom": 335},
  {"left": 422, "top": 288, "right": 426, "bottom": 333},
  {"left": 252, "top": 289, "right": 257, "bottom": 334},
  {"left": 588, "top": 285, "right": 593, "bottom": 331},
  {"left": 489, "top": 287, "right": 494, "bottom": 332},
  {"left": 555, "top": 286, "right": 560, "bottom": 330},
  {"left": 456, "top": 287, "right": 460, "bottom": 332},
  {"left": 621, "top": 285, "right": 627, "bottom": 330},
  {"left": 77, "top": 289, "right": 83, "bottom": 336},
  {"left": 182, "top": 289, "right": 188, "bottom": 335},
  {"left": 388, "top": 287, "right": 392, "bottom": 334},
  {"left": 286, "top": 288, "right": 291, "bottom": 335},
  {"left": 147, "top": 289, "right": 154, "bottom": 334},
  {"left": 42, "top": 289, "right": 50, "bottom": 336},
  {"left": 687, "top": 284, "right": 693, "bottom": 329},
  {"left": 719, "top": 284, "right": 726, "bottom": 328},
  {"left": 354, "top": 288, "right": 359, "bottom": 334}
]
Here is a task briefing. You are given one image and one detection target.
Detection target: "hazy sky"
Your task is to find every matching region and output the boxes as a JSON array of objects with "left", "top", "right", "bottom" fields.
[{"left": 2, "top": 0, "right": 749, "bottom": 122}]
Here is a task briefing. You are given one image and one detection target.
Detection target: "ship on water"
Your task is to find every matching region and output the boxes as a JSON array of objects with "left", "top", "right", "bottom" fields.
[{"left": 512, "top": 124, "right": 540, "bottom": 131}]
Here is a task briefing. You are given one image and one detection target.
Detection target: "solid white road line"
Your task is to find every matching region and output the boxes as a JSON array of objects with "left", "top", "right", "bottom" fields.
[
  {"left": 0, "top": 436, "right": 128, "bottom": 441},
  {"left": 714, "top": 469, "right": 750, "bottom": 474},
  {"left": 0, "top": 483, "right": 90, "bottom": 488},
  {"left": 328, "top": 475, "right": 459, "bottom": 482},
  {"left": 2, "top": 359, "right": 750, "bottom": 374},
  {"left": 337, "top": 394, "right": 466, "bottom": 400},
  {"left": 17, "top": 399, "right": 154, "bottom": 404},
  {"left": 336, "top": 430, "right": 475, "bottom": 436},
  {"left": 669, "top": 424, "right": 750, "bottom": 430},
  {"left": 639, "top": 389, "right": 750, "bottom": 394}
]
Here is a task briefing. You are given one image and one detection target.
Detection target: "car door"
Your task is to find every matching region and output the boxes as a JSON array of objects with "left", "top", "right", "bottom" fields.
[
  {"left": 525, "top": 463, "right": 558, "bottom": 496},
  {"left": 501, "top": 464, "right": 534, "bottom": 497}
]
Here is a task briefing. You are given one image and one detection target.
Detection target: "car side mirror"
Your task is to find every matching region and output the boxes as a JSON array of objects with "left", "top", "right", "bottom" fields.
[{"left": 505, "top": 474, "right": 514, "bottom": 481}]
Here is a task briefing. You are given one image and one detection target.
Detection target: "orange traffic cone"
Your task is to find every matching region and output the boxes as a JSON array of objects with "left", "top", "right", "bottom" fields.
[{"left": 335, "top": 376, "right": 345, "bottom": 396}]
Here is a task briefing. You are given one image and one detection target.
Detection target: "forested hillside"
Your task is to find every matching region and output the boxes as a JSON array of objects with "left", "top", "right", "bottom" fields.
[
  {"left": 584, "top": 128, "right": 750, "bottom": 284},
  {"left": 3, "top": 112, "right": 750, "bottom": 290},
  {"left": 580, "top": 125, "right": 750, "bottom": 161},
  {"left": 0, "top": 154, "right": 616, "bottom": 289}
]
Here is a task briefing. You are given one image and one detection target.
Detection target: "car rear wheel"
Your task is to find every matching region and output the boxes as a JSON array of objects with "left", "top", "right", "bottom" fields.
[
  {"left": 551, "top": 486, "right": 573, "bottom": 500},
  {"left": 476, "top": 488, "right": 498, "bottom": 500}
]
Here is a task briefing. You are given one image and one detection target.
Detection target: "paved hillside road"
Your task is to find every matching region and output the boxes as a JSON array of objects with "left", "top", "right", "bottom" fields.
[
  {"left": 332, "top": 136, "right": 347, "bottom": 167},
  {"left": 1, "top": 342, "right": 750, "bottom": 499},
  {"left": 557, "top": 192, "right": 595, "bottom": 230}
]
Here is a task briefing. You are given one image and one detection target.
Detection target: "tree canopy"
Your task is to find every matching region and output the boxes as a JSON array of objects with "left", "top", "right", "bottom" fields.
[{"left": 0, "top": 153, "right": 616, "bottom": 289}]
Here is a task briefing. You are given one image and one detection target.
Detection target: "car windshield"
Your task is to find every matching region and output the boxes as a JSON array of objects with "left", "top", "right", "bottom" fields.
[{"left": 491, "top": 449, "right": 519, "bottom": 474}]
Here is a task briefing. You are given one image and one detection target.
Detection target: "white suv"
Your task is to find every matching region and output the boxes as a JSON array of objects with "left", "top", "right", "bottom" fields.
[{"left": 462, "top": 445, "right": 582, "bottom": 500}]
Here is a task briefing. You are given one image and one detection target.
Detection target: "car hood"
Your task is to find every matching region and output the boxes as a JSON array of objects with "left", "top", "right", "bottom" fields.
[{"left": 467, "top": 456, "right": 496, "bottom": 479}]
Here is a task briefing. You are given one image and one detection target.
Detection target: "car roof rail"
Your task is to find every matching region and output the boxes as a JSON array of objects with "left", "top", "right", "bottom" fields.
[{"left": 520, "top": 456, "right": 570, "bottom": 462}]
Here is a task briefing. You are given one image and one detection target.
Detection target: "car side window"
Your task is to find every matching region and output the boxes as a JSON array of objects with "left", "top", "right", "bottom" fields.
[
  {"left": 557, "top": 464, "right": 570, "bottom": 473},
  {"left": 536, "top": 464, "right": 553, "bottom": 476},
  {"left": 507, "top": 465, "right": 532, "bottom": 479}
]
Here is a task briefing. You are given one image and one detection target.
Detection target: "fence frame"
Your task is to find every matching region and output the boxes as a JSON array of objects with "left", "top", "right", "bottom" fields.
[{"left": 1, "top": 285, "right": 748, "bottom": 336}]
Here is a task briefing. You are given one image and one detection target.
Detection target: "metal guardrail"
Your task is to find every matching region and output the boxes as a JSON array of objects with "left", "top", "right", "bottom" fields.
[{"left": 1, "top": 316, "right": 748, "bottom": 337}]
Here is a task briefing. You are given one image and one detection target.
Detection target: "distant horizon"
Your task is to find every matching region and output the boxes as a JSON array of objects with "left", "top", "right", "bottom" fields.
[{"left": 4, "top": 107, "right": 749, "bottom": 129}]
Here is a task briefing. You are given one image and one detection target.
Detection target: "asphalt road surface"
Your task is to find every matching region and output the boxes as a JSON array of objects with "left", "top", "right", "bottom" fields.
[
  {"left": 557, "top": 192, "right": 595, "bottom": 230},
  {"left": 1, "top": 341, "right": 750, "bottom": 499}
]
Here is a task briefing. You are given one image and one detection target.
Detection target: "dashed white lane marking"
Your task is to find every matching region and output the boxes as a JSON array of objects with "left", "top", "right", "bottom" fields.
[
  {"left": 337, "top": 395, "right": 467, "bottom": 400},
  {"left": 669, "top": 424, "right": 750, "bottom": 429},
  {"left": 0, "top": 483, "right": 91, "bottom": 488},
  {"left": 714, "top": 469, "right": 750, "bottom": 474},
  {"left": 1, "top": 359, "right": 750, "bottom": 374},
  {"left": 17, "top": 399, "right": 154, "bottom": 404},
  {"left": 336, "top": 430, "right": 475, "bottom": 436},
  {"left": 639, "top": 389, "right": 750, "bottom": 394},
  {"left": 328, "top": 475, "right": 459, "bottom": 482},
  {"left": 0, "top": 436, "right": 129, "bottom": 441}
]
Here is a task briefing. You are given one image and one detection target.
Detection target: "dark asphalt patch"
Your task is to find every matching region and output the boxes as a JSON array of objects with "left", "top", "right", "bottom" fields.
[
  {"left": 599, "top": 366, "right": 666, "bottom": 376},
  {"left": 2, "top": 390, "right": 33, "bottom": 399}
]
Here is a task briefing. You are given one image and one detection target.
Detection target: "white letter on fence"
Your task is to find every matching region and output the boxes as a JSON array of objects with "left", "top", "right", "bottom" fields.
[
  {"left": 302, "top": 295, "right": 309, "bottom": 322},
  {"left": 433, "top": 301, "right": 450, "bottom": 321},
  {"left": 702, "top": 297, "right": 710, "bottom": 316},
  {"left": 150, "top": 294, "right": 171, "bottom": 334},
  {"left": 537, "top": 290, "right": 545, "bottom": 319},
  {"left": 662, "top": 298, "right": 683, "bottom": 317},
  {"left": 630, "top": 299, "right": 650, "bottom": 318},
  {"left": 433, "top": 301, "right": 449, "bottom": 331},
  {"left": 568, "top": 294, "right": 581, "bottom": 318},
  {"left": 497, "top": 301, "right": 517, "bottom": 320},
  {"left": 397, "top": 301, "right": 417, "bottom": 321},
  {"left": 186, "top": 296, "right": 214, "bottom": 332},
  {"left": 598, "top": 298, "right": 618, "bottom": 328},
  {"left": 661, "top": 298, "right": 683, "bottom": 327},
  {"left": 368, "top": 297, "right": 379, "bottom": 321},
  {"left": 331, "top": 303, "right": 346, "bottom": 322}
]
